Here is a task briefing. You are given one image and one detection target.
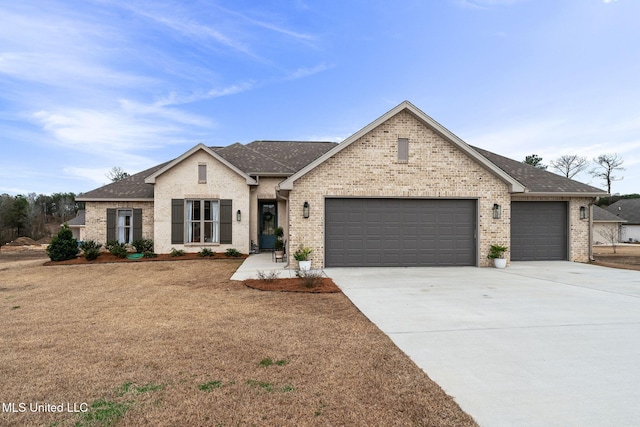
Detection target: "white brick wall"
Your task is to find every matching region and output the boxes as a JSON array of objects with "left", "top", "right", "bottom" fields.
[
  {"left": 153, "top": 150, "right": 250, "bottom": 254},
  {"left": 287, "top": 110, "right": 511, "bottom": 268}
]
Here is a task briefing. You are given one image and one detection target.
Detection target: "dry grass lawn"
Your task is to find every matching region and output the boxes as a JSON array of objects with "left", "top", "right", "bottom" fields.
[
  {"left": 592, "top": 244, "right": 640, "bottom": 271},
  {"left": 0, "top": 253, "right": 476, "bottom": 427}
]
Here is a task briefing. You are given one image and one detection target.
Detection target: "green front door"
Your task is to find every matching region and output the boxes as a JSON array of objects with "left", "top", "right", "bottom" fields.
[{"left": 259, "top": 202, "right": 277, "bottom": 250}]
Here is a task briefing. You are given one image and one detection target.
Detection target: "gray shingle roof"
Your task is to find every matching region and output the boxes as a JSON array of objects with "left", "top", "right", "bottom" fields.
[
  {"left": 605, "top": 199, "right": 640, "bottom": 224},
  {"left": 67, "top": 209, "right": 86, "bottom": 226},
  {"left": 472, "top": 146, "right": 606, "bottom": 194},
  {"left": 78, "top": 140, "right": 606, "bottom": 201},
  {"left": 593, "top": 205, "right": 626, "bottom": 222},
  {"left": 77, "top": 162, "right": 170, "bottom": 200}
]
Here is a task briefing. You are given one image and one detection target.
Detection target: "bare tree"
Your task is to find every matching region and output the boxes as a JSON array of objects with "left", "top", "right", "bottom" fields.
[
  {"left": 550, "top": 155, "right": 589, "bottom": 179},
  {"left": 590, "top": 153, "right": 624, "bottom": 194},
  {"left": 106, "top": 166, "right": 130, "bottom": 182},
  {"left": 597, "top": 224, "right": 620, "bottom": 254},
  {"left": 523, "top": 154, "right": 547, "bottom": 170}
]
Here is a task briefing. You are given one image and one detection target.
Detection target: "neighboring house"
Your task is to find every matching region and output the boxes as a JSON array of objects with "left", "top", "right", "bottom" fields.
[
  {"left": 76, "top": 101, "right": 607, "bottom": 267},
  {"left": 605, "top": 199, "right": 640, "bottom": 242},
  {"left": 592, "top": 205, "right": 626, "bottom": 244},
  {"left": 66, "top": 209, "right": 86, "bottom": 241}
]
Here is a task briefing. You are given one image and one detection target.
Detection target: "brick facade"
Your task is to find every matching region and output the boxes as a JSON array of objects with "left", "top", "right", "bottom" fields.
[
  {"left": 84, "top": 201, "right": 154, "bottom": 244},
  {"left": 153, "top": 150, "right": 251, "bottom": 254},
  {"left": 511, "top": 195, "right": 593, "bottom": 263},
  {"left": 287, "top": 110, "right": 511, "bottom": 268}
]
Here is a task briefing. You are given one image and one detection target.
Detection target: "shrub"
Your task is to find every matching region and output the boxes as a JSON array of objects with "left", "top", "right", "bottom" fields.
[
  {"left": 79, "top": 240, "right": 102, "bottom": 261},
  {"left": 256, "top": 270, "right": 279, "bottom": 283},
  {"left": 105, "top": 240, "right": 128, "bottom": 258},
  {"left": 295, "top": 270, "right": 323, "bottom": 288},
  {"left": 170, "top": 248, "right": 185, "bottom": 257},
  {"left": 46, "top": 224, "right": 79, "bottom": 261},
  {"left": 198, "top": 248, "right": 215, "bottom": 257},
  {"left": 84, "top": 248, "right": 101, "bottom": 261},
  {"left": 225, "top": 248, "right": 242, "bottom": 257},
  {"left": 79, "top": 240, "right": 102, "bottom": 252},
  {"left": 143, "top": 251, "right": 158, "bottom": 258},
  {"left": 132, "top": 239, "right": 153, "bottom": 254}
]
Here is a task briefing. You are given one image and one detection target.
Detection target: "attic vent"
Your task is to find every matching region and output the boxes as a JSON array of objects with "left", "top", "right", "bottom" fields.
[
  {"left": 198, "top": 163, "right": 207, "bottom": 183},
  {"left": 397, "top": 138, "right": 409, "bottom": 163}
]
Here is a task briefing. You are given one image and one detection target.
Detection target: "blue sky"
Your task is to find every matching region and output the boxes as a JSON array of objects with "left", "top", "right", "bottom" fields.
[{"left": 1, "top": 0, "right": 638, "bottom": 196}]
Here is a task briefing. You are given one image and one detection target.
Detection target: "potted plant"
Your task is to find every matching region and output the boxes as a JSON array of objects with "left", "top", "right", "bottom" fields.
[
  {"left": 487, "top": 244, "right": 508, "bottom": 268},
  {"left": 293, "top": 245, "right": 312, "bottom": 271},
  {"left": 273, "top": 226, "right": 285, "bottom": 260}
]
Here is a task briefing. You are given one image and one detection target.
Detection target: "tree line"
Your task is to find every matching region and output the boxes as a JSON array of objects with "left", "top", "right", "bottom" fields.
[
  {"left": 0, "top": 192, "right": 82, "bottom": 245},
  {"left": 523, "top": 153, "right": 625, "bottom": 194}
]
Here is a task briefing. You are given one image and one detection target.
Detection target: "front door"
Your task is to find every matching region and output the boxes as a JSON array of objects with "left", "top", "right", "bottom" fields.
[{"left": 259, "top": 201, "right": 277, "bottom": 250}]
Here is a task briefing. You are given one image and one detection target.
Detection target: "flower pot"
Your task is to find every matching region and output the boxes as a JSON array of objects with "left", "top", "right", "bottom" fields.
[
  {"left": 298, "top": 260, "right": 311, "bottom": 271},
  {"left": 493, "top": 258, "right": 507, "bottom": 269}
]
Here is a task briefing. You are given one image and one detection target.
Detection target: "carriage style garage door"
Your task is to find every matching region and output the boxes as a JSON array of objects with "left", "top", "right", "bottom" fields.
[
  {"left": 325, "top": 198, "right": 477, "bottom": 267},
  {"left": 511, "top": 201, "right": 568, "bottom": 261}
]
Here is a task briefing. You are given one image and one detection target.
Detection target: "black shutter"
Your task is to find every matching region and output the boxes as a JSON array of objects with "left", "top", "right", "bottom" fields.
[
  {"left": 133, "top": 209, "right": 142, "bottom": 241},
  {"left": 106, "top": 208, "right": 116, "bottom": 242},
  {"left": 171, "top": 199, "right": 184, "bottom": 244},
  {"left": 220, "top": 200, "right": 232, "bottom": 244}
]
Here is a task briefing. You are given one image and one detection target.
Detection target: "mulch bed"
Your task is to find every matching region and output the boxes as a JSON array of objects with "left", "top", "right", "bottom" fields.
[
  {"left": 244, "top": 277, "right": 341, "bottom": 293},
  {"left": 44, "top": 252, "right": 247, "bottom": 266}
]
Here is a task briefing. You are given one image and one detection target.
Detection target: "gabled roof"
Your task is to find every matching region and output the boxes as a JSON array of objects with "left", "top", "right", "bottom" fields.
[
  {"left": 77, "top": 141, "right": 336, "bottom": 201},
  {"left": 145, "top": 143, "right": 257, "bottom": 185},
  {"left": 605, "top": 199, "right": 640, "bottom": 224},
  {"left": 279, "top": 101, "right": 526, "bottom": 192},
  {"left": 593, "top": 205, "right": 627, "bottom": 223},
  {"left": 279, "top": 101, "right": 607, "bottom": 196},
  {"left": 472, "top": 147, "right": 607, "bottom": 196}
]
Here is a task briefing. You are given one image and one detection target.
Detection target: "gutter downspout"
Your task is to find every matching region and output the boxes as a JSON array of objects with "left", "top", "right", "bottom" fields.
[
  {"left": 276, "top": 188, "right": 290, "bottom": 268},
  {"left": 589, "top": 197, "right": 600, "bottom": 262}
]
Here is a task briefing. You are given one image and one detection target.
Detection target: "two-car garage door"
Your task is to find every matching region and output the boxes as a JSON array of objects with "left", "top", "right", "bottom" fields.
[{"left": 325, "top": 198, "right": 476, "bottom": 267}]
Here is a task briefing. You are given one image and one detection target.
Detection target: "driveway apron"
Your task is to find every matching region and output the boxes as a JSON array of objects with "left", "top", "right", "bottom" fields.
[{"left": 326, "top": 262, "right": 640, "bottom": 427}]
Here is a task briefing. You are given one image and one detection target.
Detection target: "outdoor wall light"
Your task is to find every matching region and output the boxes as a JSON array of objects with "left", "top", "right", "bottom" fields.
[
  {"left": 580, "top": 206, "right": 587, "bottom": 220},
  {"left": 303, "top": 201, "right": 310, "bottom": 218},
  {"left": 236, "top": 210, "right": 241, "bottom": 222},
  {"left": 492, "top": 203, "right": 502, "bottom": 219}
]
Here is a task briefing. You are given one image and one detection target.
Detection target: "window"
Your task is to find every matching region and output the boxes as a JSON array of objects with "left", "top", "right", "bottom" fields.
[
  {"left": 398, "top": 138, "right": 409, "bottom": 163},
  {"left": 186, "top": 200, "right": 219, "bottom": 243},
  {"left": 198, "top": 164, "right": 207, "bottom": 183},
  {"left": 117, "top": 209, "right": 133, "bottom": 244}
]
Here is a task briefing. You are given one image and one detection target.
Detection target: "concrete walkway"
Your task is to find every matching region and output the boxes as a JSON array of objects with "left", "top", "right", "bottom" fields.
[
  {"left": 230, "top": 252, "right": 298, "bottom": 280},
  {"left": 327, "top": 262, "right": 640, "bottom": 427}
]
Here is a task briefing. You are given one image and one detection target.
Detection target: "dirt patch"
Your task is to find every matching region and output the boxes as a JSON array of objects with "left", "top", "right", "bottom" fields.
[
  {"left": 0, "top": 259, "right": 476, "bottom": 426},
  {"left": 245, "top": 277, "right": 341, "bottom": 293},
  {"left": 4, "top": 236, "right": 38, "bottom": 246}
]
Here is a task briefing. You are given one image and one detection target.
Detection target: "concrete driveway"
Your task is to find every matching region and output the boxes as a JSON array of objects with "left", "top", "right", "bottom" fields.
[{"left": 326, "top": 262, "right": 640, "bottom": 427}]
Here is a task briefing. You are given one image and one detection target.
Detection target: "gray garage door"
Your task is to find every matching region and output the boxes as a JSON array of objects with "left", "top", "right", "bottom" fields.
[
  {"left": 511, "top": 201, "right": 567, "bottom": 261},
  {"left": 325, "top": 198, "right": 476, "bottom": 267}
]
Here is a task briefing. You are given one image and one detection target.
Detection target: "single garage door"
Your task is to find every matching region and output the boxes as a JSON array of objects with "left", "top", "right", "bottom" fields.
[
  {"left": 325, "top": 198, "right": 476, "bottom": 267},
  {"left": 511, "top": 201, "right": 567, "bottom": 261}
]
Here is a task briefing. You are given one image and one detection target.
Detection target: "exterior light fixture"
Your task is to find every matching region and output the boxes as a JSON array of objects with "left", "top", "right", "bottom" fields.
[
  {"left": 580, "top": 206, "right": 587, "bottom": 220},
  {"left": 303, "top": 201, "right": 310, "bottom": 218},
  {"left": 492, "top": 203, "right": 502, "bottom": 219},
  {"left": 236, "top": 210, "right": 241, "bottom": 222}
]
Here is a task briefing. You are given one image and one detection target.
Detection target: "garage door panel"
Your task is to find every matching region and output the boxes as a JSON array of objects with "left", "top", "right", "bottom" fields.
[
  {"left": 511, "top": 202, "right": 567, "bottom": 261},
  {"left": 325, "top": 198, "right": 476, "bottom": 267}
]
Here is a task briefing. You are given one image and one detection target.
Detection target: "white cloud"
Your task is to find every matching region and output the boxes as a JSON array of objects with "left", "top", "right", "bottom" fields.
[
  {"left": 286, "top": 63, "right": 333, "bottom": 80},
  {"left": 603, "top": 0, "right": 619, "bottom": 3}
]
